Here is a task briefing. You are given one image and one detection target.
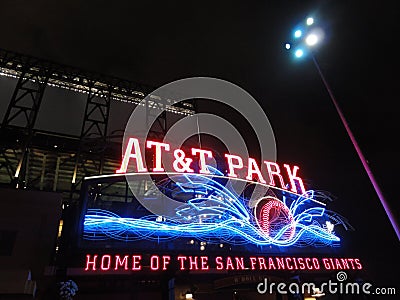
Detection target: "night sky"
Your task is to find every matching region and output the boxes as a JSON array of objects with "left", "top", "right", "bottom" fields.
[{"left": 1, "top": 0, "right": 399, "bottom": 292}]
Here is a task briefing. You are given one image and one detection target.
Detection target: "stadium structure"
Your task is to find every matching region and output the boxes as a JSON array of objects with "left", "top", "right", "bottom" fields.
[{"left": 0, "top": 48, "right": 361, "bottom": 300}]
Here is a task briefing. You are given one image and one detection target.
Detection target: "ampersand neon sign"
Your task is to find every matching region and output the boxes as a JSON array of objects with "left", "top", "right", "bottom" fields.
[{"left": 115, "top": 137, "right": 306, "bottom": 195}]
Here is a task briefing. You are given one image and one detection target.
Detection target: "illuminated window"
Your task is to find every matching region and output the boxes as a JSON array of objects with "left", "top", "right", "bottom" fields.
[{"left": 58, "top": 220, "right": 63, "bottom": 238}]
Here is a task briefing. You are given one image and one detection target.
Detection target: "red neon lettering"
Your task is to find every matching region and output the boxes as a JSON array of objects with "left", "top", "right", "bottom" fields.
[
  {"left": 215, "top": 256, "right": 224, "bottom": 270},
  {"left": 298, "top": 258, "right": 305, "bottom": 270},
  {"left": 312, "top": 258, "right": 320, "bottom": 270},
  {"left": 225, "top": 257, "right": 234, "bottom": 270},
  {"left": 264, "top": 161, "right": 286, "bottom": 189},
  {"left": 268, "top": 257, "right": 276, "bottom": 270},
  {"left": 115, "top": 137, "right": 309, "bottom": 195},
  {"left": 246, "top": 158, "right": 266, "bottom": 183},
  {"left": 292, "top": 257, "right": 298, "bottom": 269},
  {"left": 189, "top": 256, "right": 198, "bottom": 270},
  {"left": 225, "top": 154, "right": 243, "bottom": 177},
  {"left": 150, "top": 255, "right": 159, "bottom": 270},
  {"left": 276, "top": 257, "right": 285, "bottom": 270},
  {"left": 177, "top": 256, "right": 187, "bottom": 270},
  {"left": 329, "top": 258, "right": 335, "bottom": 269},
  {"left": 116, "top": 138, "right": 147, "bottom": 173},
  {"left": 354, "top": 259, "right": 362, "bottom": 270},
  {"left": 85, "top": 254, "right": 98, "bottom": 271},
  {"left": 101, "top": 255, "right": 111, "bottom": 270},
  {"left": 114, "top": 255, "right": 128, "bottom": 270},
  {"left": 283, "top": 164, "right": 306, "bottom": 194},
  {"left": 132, "top": 255, "right": 142, "bottom": 270},
  {"left": 322, "top": 258, "right": 331, "bottom": 270},
  {"left": 285, "top": 257, "right": 293, "bottom": 270},
  {"left": 249, "top": 257, "right": 257, "bottom": 270},
  {"left": 146, "top": 140, "right": 170, "bottom": 172},
  {"left": 192, "top": 148, "right": 213, "bottom": 174},
  {"left": 347, "top": 258, "right": 355, "bottom": 269},
  {"left": 200, "top": 256, "right": 209, "bottom": 270},
  {"left": 258, "top": 257, "right": 267, "bottom": 270},
  {"left": 335, "top": 258, "right": 343, "bottom": 269},
  {"left": 340, "top": 258, "right": 350, "bottom": 270},
  {"left": 235, "top": 257, "right": 245, "bottom": 270},
  {"left": 162, "top": 256, "right": 171, "bottom": 270},
  {"left": 305, "top": 258, "right": 313, "bottom": 270}
]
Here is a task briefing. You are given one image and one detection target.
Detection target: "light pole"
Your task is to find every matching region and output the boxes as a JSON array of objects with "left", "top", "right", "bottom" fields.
[{"left": 285, "top": 17, "right": 400, "bottom": 241}]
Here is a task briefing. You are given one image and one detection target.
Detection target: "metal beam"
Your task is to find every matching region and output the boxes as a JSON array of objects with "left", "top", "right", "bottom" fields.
[
  {"left": 0, "top": 48, "right": 195, "bottom": 115},
  {"left": 72, "top": 83, "right": 112, "bottom": 192},
  {"left": 1, "top": 65, "right": 49, "bottom": 185}
]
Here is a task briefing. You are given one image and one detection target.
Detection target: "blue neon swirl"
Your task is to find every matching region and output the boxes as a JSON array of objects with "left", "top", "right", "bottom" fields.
[{"left": 83, "top": 171, "right": 351, "bottom": 247}]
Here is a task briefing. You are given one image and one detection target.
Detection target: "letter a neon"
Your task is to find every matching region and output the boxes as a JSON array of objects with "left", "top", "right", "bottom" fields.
[{"left": 116, "top": 138, "right": 147, "bottom": 173}]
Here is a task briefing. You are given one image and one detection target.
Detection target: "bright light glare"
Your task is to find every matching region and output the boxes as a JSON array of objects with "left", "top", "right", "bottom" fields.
[
  {"left": 285, "top": 43, "right": 291, "bottom": 50},
  {"left": 326, "top": 221, "right": 334, "bottom": 233},
  {"left": 294, "top": 30, "right": 302, "bottom": 38},
  {"left": 295, "top": 49, "right": 304, "bottom": 58},
  {"left": 306, "top": 17, "right": 314, "bottom": 26},
  {"left": 305, "top": 34, "right": 318, "bottom": 46}
]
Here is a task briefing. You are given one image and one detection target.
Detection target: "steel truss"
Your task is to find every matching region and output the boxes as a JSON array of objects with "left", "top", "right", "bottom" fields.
[{"left": 0, "top": 48, "right": 195, "bottom": 199}]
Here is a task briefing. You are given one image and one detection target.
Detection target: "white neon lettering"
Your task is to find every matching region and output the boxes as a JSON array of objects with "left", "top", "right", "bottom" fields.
[
  {"left": 173, "top": 149, "right": 194, "bottom": 172},
  {"left": 246, "top": 158, "right": 266, "bottom": 183},
  {"left": 264, "top": 161, "right": 286, "bottom": 189},
  {"left": 225, "top": 154, "right": 243, "bottom": 177},
  {"left": 284, "top": 164, "right": 306, "bottom": 194},
  {"left": 114, "top": 137, "right": 308, "bottom": 195},
  {"left": 191, "top": 148, "right": 213, "bottom": 174},
  {"left": 116, "top": 138, "right": 147, "bottom": 173},
  {"left": 146, "top": 140, "right": 170, "bottom": 172}
]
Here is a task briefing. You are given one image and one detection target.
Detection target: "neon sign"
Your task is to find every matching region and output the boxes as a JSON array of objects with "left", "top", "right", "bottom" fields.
[
  {"left": 116, "top": 137, "right": 306, "bottom": 195},
  {"left": 83, "top": 137, "right": 353, "bottom": 248},
  {"left": 83, "top": 254, "right": 363, "bottom": 272}
]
